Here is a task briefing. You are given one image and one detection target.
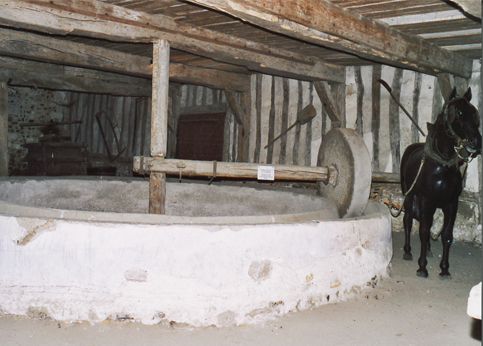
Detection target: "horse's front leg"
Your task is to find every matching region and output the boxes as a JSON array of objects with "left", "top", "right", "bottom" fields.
[
  {"left": 417, "top": 199, "right": 436, "bottom": 278},
  {"left": 439, "top": 199, "right": 458, "bottom": 279}
]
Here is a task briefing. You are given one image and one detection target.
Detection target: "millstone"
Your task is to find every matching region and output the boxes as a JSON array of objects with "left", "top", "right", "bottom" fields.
[{"left": 317, "top": 128, "right": 371, "bottom": 218}]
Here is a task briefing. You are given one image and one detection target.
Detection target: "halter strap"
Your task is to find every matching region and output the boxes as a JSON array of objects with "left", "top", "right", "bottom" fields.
[
  {"left": 424, "top": 96, "right": 471, "bottom": 167},
  {"left": 442, "top": 96, "right": 465, "bottom": 142}
]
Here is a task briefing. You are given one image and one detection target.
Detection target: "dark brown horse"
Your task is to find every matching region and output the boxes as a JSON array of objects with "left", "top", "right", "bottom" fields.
[{"left": 400, "top": 87, "right": 481, "bottom": 278}]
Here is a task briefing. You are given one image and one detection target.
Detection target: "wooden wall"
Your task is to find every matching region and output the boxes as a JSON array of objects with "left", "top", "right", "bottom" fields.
[
  {"left": 247, "top": 62, "right": 481, "bottom": 194},
  {"left": 67, "top": 92, "right": 152, "bottom": 175},
  {"left": 247, "top": 75, "right": 345, "bottom": 167},
  {"left": 62, "top": 61, "right": 481, "bottom": 193},
  {"left": 344, "top": 61, "right": 481, "bottom": 193}
]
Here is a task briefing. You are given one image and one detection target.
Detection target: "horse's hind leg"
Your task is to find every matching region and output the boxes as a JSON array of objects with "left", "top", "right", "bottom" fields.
[
  {"left": 403, "top": 210, "right": 413, "bottom": 261},
  {"left": 417, "top": 199, "right": 436, "bottom": 278},
  {"left": 439, "top": 200, "right": 458, "bottom": 279},
  {"left": 426, "top": 239, "right": 433, "bottom": 258}
]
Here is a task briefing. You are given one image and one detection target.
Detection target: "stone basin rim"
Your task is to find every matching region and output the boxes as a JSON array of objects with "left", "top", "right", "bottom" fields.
[{"left": 0, "top": 176, "right": 361, "bottom": 225}]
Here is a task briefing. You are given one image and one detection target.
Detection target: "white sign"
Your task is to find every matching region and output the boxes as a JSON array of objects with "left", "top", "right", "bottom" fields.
[{"left": 257, "top": 166, "right": 275, "bottom": 180}]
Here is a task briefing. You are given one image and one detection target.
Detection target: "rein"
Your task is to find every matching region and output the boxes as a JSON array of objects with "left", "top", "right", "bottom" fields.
[{"left": 390, "top": 156, "right": 425, "bottom": 218}]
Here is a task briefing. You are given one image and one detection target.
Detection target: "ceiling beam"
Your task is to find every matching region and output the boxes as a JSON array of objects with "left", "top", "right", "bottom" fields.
[
  {"left": 184, "top": 0, "right": 473, "bottom": 78},
  {"left": 0, "top": 0, "right": 344, "bottom": 83},
  {"left": 0, "top": 56, "right": 152, "bottom": 96},
  {"left": 0, "top": 28, "right": 251, "bottom": 92}
]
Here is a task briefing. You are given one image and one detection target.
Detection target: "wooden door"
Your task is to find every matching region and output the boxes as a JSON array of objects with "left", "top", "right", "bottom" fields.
[{"left": 175, "top": 113, "right": 226, "bottom": 161}]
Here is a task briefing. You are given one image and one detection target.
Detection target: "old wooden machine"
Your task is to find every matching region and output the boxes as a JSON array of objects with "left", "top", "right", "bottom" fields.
[{"left": 21, "top": 120, "right": 88, "bottom": 175}]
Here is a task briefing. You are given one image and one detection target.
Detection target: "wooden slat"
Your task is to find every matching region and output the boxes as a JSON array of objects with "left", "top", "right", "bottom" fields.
[
  {"left": 184, "top": 0, "right": 473, "bottom": 78},
  {"left": 0, "top": 82, "right": 7, "bottom": 176},
  {"left": 133, "top": 157, "right": 330, "bottom": 182},
  {"left": 412, "top": 72, "right": 423, "bottom": 143},
  {"left": 253, "top": 74, "right": 262, "bottom": 164},
  {"left": 371, "top": 65, "right": 381, "bottom": 172},
  {"left": 392, "top": 19, "right": 481, "bottom": 35},
  {"left": 0, "top": 0, "right": 344, "bottom": 83},
  {"left": 389, "top": 69, "right": 403, "bottom": 172},
  {"left": 237, "top": 91, "right": 251, "bottom": 163}
]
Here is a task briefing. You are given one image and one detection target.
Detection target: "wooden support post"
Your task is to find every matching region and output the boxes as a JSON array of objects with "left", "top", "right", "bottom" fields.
[
  {"left": 237, "top": 91, "right": 251, "bottom": 162},
  {"left": 149, "top": 40, "right": 170, "bottom": 214},
  {"left": 149, "top": 172, "right": 166, "bottom": 214},
  {"left": 151, "top": 40, "right": 170, "bottom": 158},
  {"left": 0, "top": 82, "right": 7, "bottom": 176},
  {"left": 167, "top": 84, "right": 181, "bottom": 159},
  {"left": 224, "top": 90, "right": 244, "bottom": 125},
  {"left": 437, "top": 73, "right": 453, "bottom": 102},
  {"left": 314, "top": 81, "right": 342, "bottom": 128}
]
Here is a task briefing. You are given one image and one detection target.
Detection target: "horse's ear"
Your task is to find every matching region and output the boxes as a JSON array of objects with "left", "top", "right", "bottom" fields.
[
  {"left": 449, "top": 87, "right": 457, "bottom": 100},
  {"left": 464, "top": 87, "right": 472, "bottom": 102},
  {"left": 427, "top": 122, "right": 433, "bottom": 132}
]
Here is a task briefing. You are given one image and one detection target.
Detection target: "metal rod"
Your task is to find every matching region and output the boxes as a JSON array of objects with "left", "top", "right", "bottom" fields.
[
  {"left": 264, "top": 121, "right": 298, "bottom": 149},
  {"left": 378, "top": 79, "right": 426, "bottom": 137}
]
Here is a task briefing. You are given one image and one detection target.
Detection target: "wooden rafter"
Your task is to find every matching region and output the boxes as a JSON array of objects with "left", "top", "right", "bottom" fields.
[
  {"left": 184, "top": 0, "right": 474, "bottom": 78},
  {"left": 0, "top": 56, "right": 152, "bottom": 96},
  {"left": 0, "top": 27, "right": 251, "bottom": 92},
  {"left": 0, "top": 0, "right": 344, "bottom": 83}
]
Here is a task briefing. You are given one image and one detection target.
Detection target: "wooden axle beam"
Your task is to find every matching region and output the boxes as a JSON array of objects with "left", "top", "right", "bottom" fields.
[{"left": 133, "top": 157, "right": 330, "bottom": 183}]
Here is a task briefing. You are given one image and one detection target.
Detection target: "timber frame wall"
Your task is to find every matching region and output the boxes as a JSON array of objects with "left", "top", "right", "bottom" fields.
[{"left": 10, "top": 62, "right": 478, "bottom": 196}]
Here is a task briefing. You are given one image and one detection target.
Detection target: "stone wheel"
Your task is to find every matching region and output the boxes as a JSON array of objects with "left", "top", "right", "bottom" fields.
[{"left": 317, "top": 128, "right": 372, "bottom": 218}]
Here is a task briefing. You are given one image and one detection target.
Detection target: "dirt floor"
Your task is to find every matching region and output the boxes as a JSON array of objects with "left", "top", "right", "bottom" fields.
[{"left": 0, "top": 231, "right": 481, "bottom": 346}]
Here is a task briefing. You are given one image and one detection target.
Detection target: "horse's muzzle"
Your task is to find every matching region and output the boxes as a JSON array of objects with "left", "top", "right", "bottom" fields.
[{"left": 464, "top": 136, "right": 482, "bottom": 158}]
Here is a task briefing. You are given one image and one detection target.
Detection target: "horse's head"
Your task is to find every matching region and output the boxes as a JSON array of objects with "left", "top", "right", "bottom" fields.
[{"left": 443, "top": 87, "right": 482, "bottom": 159}]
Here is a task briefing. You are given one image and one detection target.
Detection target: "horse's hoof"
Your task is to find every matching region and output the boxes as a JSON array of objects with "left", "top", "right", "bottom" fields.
[
  {"left": 416, "top": 269, "right": 428, "bottom": 278},
  {"left": 426, "top": 250, "right": 433, "bottom": 258},
  {"left": 403, "top": 253, "right": 413, "bottom": 261},
  {"left": 439, "top": 272, "right": 452, "bottom": 280}
]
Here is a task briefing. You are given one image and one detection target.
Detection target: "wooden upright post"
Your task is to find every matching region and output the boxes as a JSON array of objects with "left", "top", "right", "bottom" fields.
[
  {"left": 149, "top": 40, "right": 170, "bottom": 214},
  {"left": 0, "top": 82, "right": 8, "bottom": 176}
]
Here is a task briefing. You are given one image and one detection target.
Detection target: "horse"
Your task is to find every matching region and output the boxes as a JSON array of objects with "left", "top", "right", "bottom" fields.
[{"left": 400, "top": 87, "right": 481, "bottom": 279}]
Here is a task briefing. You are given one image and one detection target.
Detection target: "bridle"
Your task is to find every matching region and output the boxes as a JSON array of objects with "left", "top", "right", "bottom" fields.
[{"left": 425, "top": 96, "right": 478, "bottom": 167}]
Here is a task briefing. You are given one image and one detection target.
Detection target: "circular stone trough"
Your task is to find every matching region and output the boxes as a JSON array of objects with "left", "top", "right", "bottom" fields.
[{"left": 0, "top": 177, "right": 392, "bottom": 327}]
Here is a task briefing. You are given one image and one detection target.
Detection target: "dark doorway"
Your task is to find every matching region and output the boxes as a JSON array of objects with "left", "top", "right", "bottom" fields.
[{"left": 176, "top": 113, "right": 226, "bottom": 161}]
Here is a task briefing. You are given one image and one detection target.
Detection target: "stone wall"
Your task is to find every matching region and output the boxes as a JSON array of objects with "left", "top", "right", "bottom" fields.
[{"left": 7, "top": 87, "right": 70, "bottom": 175}]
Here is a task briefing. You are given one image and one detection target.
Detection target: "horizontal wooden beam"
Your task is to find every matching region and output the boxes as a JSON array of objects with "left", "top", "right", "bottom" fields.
[
  {"left": 0, "top": 56, "right": 152, "bottom": 96},
  {"left": 0, "top": 27, "right": 251, "bottom": 92},
  {"left": 133, "top": 157, "right": 330, "bottom": 182},
  {"left": 371, "top": 172, "right": 400, "bottom": 184},
  {"left": 185, "top": 0, "right": 473, "bottom": 78},
  {"left": 169, "top": 64, "right": 250, "bottom": 93},
  {"left": 0, "top": 0, "right": 344, "bottom": 83}
]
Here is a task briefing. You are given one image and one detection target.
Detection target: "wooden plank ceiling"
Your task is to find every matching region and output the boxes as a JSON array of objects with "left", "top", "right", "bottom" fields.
[{"left": 0, "top": 0, "right": 480, "bottom": 89}]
